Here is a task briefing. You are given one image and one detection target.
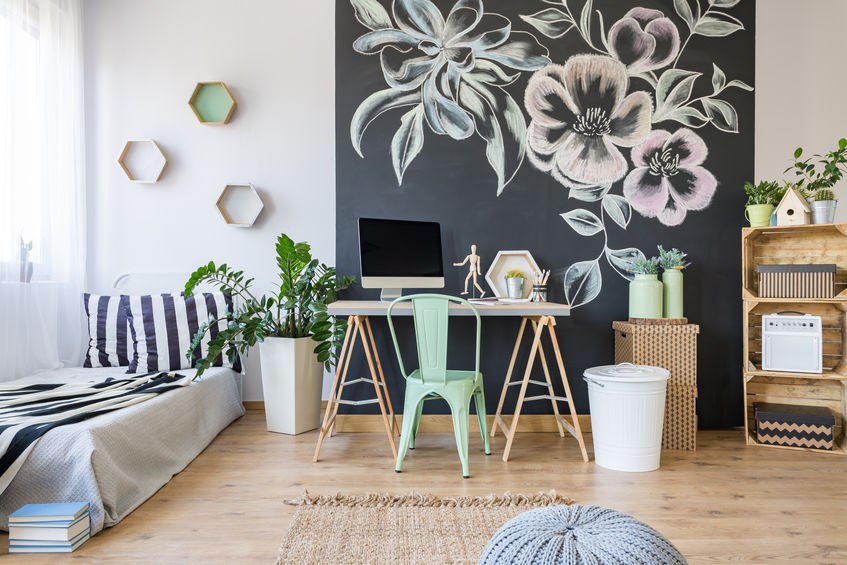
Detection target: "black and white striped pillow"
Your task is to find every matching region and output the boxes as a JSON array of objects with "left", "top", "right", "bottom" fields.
[
  {"left": 83, "top": 294, "right": 132, "bottom": 367},
  {"left": 125, "top": 292, "right": 241, "bottom": 373}
]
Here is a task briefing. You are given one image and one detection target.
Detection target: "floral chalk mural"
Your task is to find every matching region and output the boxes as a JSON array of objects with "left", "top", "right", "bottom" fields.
[{"left": 348, "top": 0, "right": 753, "bottom": 308}]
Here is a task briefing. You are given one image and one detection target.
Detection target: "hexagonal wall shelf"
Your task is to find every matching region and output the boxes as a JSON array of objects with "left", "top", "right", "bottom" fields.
[
  {"left": 485, "top": 250, "right": 541, "bottom": 299},
  {"left": 189, "top": 82, "right": 237, "bottom": 124},
  {"left": 216, "top": 184, "right": 264, "bottom": 227},
  {"left": 118, "top": 139, "right": 167, "bottom": 183}
]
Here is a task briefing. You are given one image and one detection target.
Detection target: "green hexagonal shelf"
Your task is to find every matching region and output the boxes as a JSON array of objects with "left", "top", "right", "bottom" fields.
[
  {"left": 216, "top": 183, "right": 264, "bottom": 227},
  {"left": 189, "top": 81, "right": 237, "bottom": 124}
]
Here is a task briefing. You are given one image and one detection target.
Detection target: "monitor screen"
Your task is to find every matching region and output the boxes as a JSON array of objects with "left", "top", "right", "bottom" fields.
[{"left": 358, "top": 218, "right": 444, "bottom": 278}]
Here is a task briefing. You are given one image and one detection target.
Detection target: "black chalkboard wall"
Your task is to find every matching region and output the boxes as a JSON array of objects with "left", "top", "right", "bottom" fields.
[{"left": 335, "top": 0, "right": 754, "bottom": 427}]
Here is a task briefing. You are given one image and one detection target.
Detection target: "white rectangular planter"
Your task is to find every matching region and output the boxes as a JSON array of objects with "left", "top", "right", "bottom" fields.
[{"left": 259, "top": 336, "right": 323, "bottom": 435}]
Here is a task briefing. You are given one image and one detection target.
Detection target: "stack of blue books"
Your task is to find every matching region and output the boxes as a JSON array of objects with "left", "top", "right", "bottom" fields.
[{"left": 8, "top": 502, "right": 90, "bottom": 554}]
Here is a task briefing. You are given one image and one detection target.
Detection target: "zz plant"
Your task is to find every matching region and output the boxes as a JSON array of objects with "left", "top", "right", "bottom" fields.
[{"left": 185, "top": 234, "right": 355, "bottom": 376}]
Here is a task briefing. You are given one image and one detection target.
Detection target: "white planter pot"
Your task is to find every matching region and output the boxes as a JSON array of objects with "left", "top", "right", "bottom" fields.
[{"left": 259, "top": 336, "right": 323, "bottom": 435}]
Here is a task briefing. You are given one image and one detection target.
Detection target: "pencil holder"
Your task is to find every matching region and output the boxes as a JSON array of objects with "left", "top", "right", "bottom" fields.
[{"left": 531, "top": 284, "right": 547, "bottom": 302}]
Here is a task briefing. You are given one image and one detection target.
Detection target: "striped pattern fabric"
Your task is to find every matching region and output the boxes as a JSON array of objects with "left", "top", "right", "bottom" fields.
[
  {"left": 83, "top": 294, "right": 131, "bottom": 368},
  {"left": 757, "top": 264, "right": 835, "bottom": 298},
  {"left": 126, "top": 293, "right": 241, "bottom": 374},
  {"left": 0, "top": 372, "right": 191, "bottom": 493}
]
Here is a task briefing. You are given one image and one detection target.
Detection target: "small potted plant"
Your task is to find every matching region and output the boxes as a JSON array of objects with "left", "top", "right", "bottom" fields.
[
  {"left": 627, "top": 256, "right": 662, "bottom": 319},
  {"left": 504, "top": 269, "right": 526, "bottom": 299},
  {"left": 744, "top": 181, "right": 780, "bottom": 227},
  {"left": 785, "top": 137, "right": 847, "bottom": 224},
  {"left": 657, "top": 246, "right": 690, "bottom": 319}
]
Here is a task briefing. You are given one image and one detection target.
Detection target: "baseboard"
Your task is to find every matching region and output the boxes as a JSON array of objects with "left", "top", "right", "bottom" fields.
[{"left": 244, "top": 401, "right": 592, "bottom": 433}]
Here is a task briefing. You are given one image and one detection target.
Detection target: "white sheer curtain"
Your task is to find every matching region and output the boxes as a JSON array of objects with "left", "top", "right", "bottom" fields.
[{"left": 0, "top": 0, "right": 85, "bottom": 381}]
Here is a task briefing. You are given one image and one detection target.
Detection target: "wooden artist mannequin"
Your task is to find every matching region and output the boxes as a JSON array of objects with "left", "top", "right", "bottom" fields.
[{"left": 453, "top": 244, "right": 486, "bottom": 298}]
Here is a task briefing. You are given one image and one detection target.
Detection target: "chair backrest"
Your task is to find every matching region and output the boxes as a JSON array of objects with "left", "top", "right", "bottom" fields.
[{"left": 386, "top": 294, "right": 481, "bottom": 385}]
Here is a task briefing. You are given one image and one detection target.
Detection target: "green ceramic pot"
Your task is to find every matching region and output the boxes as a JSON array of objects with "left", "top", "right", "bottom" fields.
[
  {"left": 629, "top": 274, "right": 663, "bottom": 319},
  {"left": 745, "top": 204, "right": 773, "bottom": 227},
  {"left": 662, "top": 268, "right": 684, "bottom": 319}
]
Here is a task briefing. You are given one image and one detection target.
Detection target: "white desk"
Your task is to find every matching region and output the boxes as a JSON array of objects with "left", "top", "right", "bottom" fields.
[{"left": 313, "top": 300, "right": 588, "bottom": 463}]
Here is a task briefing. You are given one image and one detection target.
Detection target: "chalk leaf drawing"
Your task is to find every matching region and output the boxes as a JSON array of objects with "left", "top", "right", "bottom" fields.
[
  {"left": 520, "top": 0, "right": 751, "bottom": 307},
  {"left": 350, "top": 0, "right": 551, "bottom": 193}
]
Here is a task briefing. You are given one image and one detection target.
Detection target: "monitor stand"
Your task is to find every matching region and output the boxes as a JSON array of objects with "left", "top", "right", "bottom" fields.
[{"left": 380, "top": 288, "right": 402, "bottom": 302}]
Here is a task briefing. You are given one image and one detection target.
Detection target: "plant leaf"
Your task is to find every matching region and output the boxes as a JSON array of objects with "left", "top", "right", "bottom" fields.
[
  {"left": 519, "top": 8, "right": 574, "bottom": 39},
  {"left": 701, "top": 98, "right": 739, "bottom": 133},
  {"left": 673, "top": 0, "right": 696, "bottom": 29},
  {"left": 654, "top": 69, "right": 701, "bottom": 121},
  {"left": 568, "top": 184, "right": 611, "bottom": 202},
  {"left": 350, "top": 0, "right": 393, "bottom": 30},
  {"left": 351, "top": 88, "right": 422, "bottom": 157},
  {"left": 663, "top": 106, "right": 711, "bottom": 128},
  {"left": 710, "top": 0, "right": 740, "bottom": 6},
  {"left": 560, "top": 208, "right": 604, "bottom": 236},
  {"left": 606, "top": 247, "right": 645, "bottom": 281},
  {"left": 602, "top": 194, "right": 632, "bottom": 229},
  {"left": 726, "top": 79, "right": 753, "bottom": 91},
  {"left": 459, "top": 75, "right": 527, "bottom": 195},
  {"left": 693, "top": 13, "right": 744, "bottom": 37},
  {"left": 711, "top": 63, "right": 726, "bottom": 93},
  {"left": 391, "top": 104, "right": 425, "bottom": 185},
  {"left": 579, "top": 0, "right": 593, "bottom": 39},
  {"left": 564, "top": 259, "right": 602, "bottom": 308}
]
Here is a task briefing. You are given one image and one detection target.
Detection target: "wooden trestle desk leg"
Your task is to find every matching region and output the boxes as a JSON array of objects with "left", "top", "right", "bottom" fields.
[
  {"left": 313, "top": 315, "right": 398, "bottom": 462},
  {"left": 364, "top": 316, "right": 399, "bottom": 436},
  {"left": 491, "top": 315, "right": 589, "bottom": 463}
]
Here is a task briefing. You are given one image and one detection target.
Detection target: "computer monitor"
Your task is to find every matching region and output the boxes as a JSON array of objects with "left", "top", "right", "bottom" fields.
[{"left": 358, "top": 217, "right": 445, "bottom": 301}]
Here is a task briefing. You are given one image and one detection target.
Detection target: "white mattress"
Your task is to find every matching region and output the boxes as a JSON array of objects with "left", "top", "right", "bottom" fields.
[{"left": 0, "top": 366, "right": 245, "bottom": 533}]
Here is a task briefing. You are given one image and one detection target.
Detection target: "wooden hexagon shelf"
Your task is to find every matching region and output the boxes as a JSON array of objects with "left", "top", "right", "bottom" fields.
[
  {"left": 485, "top": 250, "right": 541, "bottom": 299},
  {"left": 216, "top": 184, "right": 264, "bottom": 227},
  {"left": 189, "top": 81, "right": 237, "bottom": 124},
  {"left": 118, "top": 139, "right": 167, "bottom": 183}
]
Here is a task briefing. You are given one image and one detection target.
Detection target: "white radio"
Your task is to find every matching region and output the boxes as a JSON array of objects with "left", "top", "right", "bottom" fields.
[{"left": 761, "top": 312, "right": 822, "bottom": 374}]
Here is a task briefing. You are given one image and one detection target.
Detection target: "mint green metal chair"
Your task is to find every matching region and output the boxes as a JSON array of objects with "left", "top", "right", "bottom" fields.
[{"left": 387, "top": 294, "right": 490, "bottom": 478}]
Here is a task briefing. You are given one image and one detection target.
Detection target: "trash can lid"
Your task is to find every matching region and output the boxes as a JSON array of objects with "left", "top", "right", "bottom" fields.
[{"left": 583, "top": 363, "right": 669, "bottom": 383}]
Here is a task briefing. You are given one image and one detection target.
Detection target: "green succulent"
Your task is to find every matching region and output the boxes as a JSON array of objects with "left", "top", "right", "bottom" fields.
[
  {"left": 815, "top": 188, "right": 835, "bottom": 201},
  {"left": 505, "top": 269, "right": 526, "bottom": 279}
]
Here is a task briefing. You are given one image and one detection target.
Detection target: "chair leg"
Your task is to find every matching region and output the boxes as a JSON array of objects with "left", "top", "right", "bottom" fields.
[
  {"left": 395, "top": 393, "right": 422, "bottom": 473},
  {"left": 449, "top": 399, "right": 471, "bottom": 478},
  {"left": 409, "top": 399, "right": 424, "bottom": 450},
  {"left": 474, "top": 388, "right": 491, "bottom": 455}
]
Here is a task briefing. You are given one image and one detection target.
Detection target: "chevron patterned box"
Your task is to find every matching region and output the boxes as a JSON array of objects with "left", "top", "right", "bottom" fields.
[{"left": 754, "top": 402, "right": 835, "bottom": 451}]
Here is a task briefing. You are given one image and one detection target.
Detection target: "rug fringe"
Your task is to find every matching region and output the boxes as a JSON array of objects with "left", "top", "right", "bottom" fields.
[{"left": 284, "top": 490, "right": 573, "bottom": 508}]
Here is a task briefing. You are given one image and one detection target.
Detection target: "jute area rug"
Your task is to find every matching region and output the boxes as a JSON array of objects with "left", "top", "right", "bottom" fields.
[{"left": 275, "top": 491, "right": 573, "bottom": 565}]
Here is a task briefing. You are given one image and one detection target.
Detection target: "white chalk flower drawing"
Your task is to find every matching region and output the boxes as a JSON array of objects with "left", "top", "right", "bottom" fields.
[
  {"left": 349, "top": 0, "right": 551, "bottom": 194},
  {"left": 519, "top": 0, "right": 753, "bottom": 307}
]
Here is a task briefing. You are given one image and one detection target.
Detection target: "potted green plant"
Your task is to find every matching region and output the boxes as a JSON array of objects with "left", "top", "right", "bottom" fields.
[
  {"left": 744, "top": 180, "right": 780, "bottom": 227},
  {"left": 185, "top": 234, "right": 355, "bottom": 435},
  {"left": 657, "top": 246, "right": 690, "bottom": 319},
  {"left": 627, "top": 256, "right": 662, "bottom": 319},
  {"left": 785, "top": 137, "right": 847, "bottom": 224},
  {"left": 504, "top": 269, "right": 526, "bottom": 299}
]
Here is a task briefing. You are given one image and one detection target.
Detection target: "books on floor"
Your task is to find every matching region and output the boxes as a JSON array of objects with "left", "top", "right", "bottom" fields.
[{"left": 8, "top": 502, "right": 91, "bottom": 554}]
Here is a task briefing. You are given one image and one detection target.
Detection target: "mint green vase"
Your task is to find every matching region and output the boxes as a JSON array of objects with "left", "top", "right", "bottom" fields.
[
  {"left": 629, "top": 274, "right": 663, "bottom": 318},
  {"left": 662, "top": 268, "right": 684, "bottom": 318}
]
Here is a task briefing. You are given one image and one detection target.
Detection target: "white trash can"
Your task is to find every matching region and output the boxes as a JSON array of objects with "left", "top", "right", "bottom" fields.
[{"left": 583, "top": 363, "right": 670, "bottom": 472}]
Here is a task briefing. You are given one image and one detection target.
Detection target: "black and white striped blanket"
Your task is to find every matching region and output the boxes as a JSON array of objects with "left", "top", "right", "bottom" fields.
[{"left": 0, "top": 372, "right": 191, "bottom": 493}]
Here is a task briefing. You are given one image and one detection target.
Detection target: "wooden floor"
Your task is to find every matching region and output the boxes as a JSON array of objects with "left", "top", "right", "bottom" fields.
[{"left": 3, "top": 410, "right": 846, "bottom": 564}]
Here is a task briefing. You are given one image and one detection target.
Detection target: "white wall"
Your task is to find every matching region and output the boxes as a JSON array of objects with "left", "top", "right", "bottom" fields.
[
  {"left": 83, "top": 0, "right": 335, "bottom": 401},
  {"left": 755, "top": 0, "right": 847, "bottom": 221}
]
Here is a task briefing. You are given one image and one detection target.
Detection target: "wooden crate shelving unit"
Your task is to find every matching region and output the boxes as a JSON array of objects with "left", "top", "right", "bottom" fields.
[{"left": 742, "top": 223, "right": 847, "bottom": 455}]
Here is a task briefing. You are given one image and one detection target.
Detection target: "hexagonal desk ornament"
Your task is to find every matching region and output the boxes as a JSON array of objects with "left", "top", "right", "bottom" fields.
[
  {"left": 215, "top": 183, "right": 264, "bottom": 227},
  {"left": 485, "top": 250, "right": 541, "bottom": 300},
  {"left": 189, "top": 81, "right": 237, "bottom": 124},
  {"left": 117, "top": 140, "right": 167, "bottom": 183}
]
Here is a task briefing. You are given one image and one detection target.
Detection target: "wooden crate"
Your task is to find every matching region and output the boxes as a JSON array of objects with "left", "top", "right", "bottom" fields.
[
  {"left": 743, "top": 300, "right": 847, "bottom": 378},
  {"left": 742, "top": 224, "right": 847, "bottom": 299},
  {"left": 744, "top": 375, "right": 846, "bottom": 454}
]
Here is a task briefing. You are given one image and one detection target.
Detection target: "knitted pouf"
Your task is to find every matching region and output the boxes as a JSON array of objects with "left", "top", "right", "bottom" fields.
[{"left": 478, "top": 504, "right": 687, "bottom": 565}]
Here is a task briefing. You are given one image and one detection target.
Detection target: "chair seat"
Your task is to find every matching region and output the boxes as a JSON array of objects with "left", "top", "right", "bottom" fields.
[{"left": 407, "top": 369, "right": 481, "bottom": 384}]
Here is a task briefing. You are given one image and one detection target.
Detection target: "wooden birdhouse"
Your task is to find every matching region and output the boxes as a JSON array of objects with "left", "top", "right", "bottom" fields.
[{"left": 775, "top": 188, "right": 812, "bottom": 226}]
